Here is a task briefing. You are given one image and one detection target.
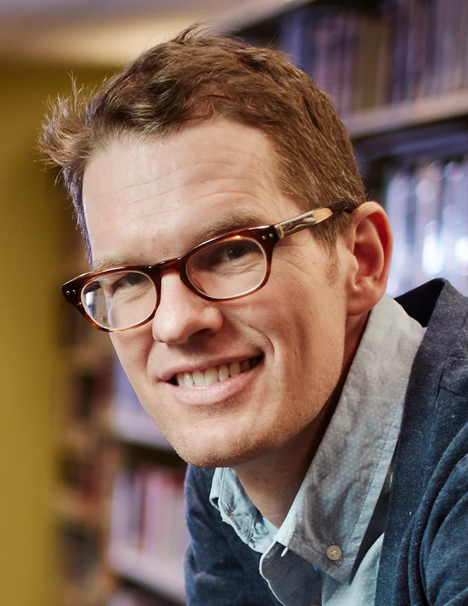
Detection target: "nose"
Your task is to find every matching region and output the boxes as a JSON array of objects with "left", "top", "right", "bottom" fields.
[{"left": 152, "top": 271, "right": 224, "bottom": 344}]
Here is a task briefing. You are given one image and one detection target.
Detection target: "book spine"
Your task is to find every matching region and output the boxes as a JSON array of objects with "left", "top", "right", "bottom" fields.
[
  {"left": 385, "top": 156, "right": 468, "bottom": 297},
  {"left": 378, "top": 0, "right": 399, "bottom": 106},
  {"left": 385, "top": 166, "right": 412, "bottom": 296},
  {"left": 339, "top": 15, "right": 359, "bottom": 115},
  {"left": 391, "top": 0, "right": 410, "bottom": 104},
  {"left": 109, "top": 464, "right": 187, "bottom": 564}
]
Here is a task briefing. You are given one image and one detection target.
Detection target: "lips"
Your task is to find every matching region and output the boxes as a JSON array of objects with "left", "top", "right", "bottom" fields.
[{"left": 172, "top": 357, "right": 260, "bottom": 387}]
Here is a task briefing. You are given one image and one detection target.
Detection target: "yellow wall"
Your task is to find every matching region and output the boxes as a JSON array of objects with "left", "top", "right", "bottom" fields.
[{"left": 0, "top": 63, "right": 108, "bottom": 606}]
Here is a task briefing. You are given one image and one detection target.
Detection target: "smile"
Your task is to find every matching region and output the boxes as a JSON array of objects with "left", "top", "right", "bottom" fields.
[{"left": 173, "top": 357, "right": 260, "bottom": 387}]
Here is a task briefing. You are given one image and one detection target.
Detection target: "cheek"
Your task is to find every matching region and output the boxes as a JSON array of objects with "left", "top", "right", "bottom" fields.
[
  {"left": 263, "top": 277, "right": 347, "bottom": 376},
  {"left": 110, "top": 330, "right": 153, "bottom": 384},
  {"left": 242, "top": 283, "right": 337, "bottom": 365}
]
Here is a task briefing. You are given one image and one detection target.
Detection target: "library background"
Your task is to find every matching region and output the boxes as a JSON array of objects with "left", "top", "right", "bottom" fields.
[{"left": 1, "top": 0, "right": 468, "bottom": 605}]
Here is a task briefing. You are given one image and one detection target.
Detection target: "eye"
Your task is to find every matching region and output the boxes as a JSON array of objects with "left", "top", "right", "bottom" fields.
[
  {"left": 186, "top": 237, "right": 265, "bottom": 283},
  {"left": 201, "top": 239, "right": 260, "bottom": 270},
  {"left": 103, "top": 271, "right": 149, "bottom": 297},
  {"left": 224, "top": 243, "right": 250, "bottom": 260},
  {"left": 116, "top": 272, "right": 147, "bottom": 289}
]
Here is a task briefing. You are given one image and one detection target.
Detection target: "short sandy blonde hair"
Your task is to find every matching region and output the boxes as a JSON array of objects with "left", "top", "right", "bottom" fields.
[{"left": 40, "top": 26, "right": 366, "bottom": 255}]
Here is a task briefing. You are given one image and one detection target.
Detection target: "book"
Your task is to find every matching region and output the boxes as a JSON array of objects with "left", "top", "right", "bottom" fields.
[
  {"left": 413, "top": 160, "right": 444, "bottom": 283},
  {"left": 278, "top": 6, "right": 312, "bottom": 71},
  {"left": 278, "top": 0, "right": 468, "bottom": 113},
  {"left": 385, "top": 155, "right": 468, "bottom": 297},
  {"left": 442, "top": 158, "right": 468, "bottom": 292},
  {"left": 109, "top": 464, "right": 188, "bottom": 566},
  {"left": 339, "top": 15, "right": 359, "bottom": 115},
  {"left": 353, "top": 13, "right": 387, "bottom": 111},
  {"left": 385, "top": 166, "right": 414, "bottom": 295},
  {"left": 404, "top": 0, "right": 429, "bottom": 100},
  {"left": 112, "top": 355, "right": 171, "bottom": 448}
]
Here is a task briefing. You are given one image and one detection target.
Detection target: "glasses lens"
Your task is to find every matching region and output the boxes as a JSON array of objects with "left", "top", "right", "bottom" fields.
[
  {"left": 81, "top": 271, "right": 156, "bottom": 331},
  {"left": 186, "top": 236, "right": 267, "bottom": 299}
]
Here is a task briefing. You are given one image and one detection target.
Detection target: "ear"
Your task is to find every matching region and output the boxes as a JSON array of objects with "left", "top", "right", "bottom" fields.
[{"left": 343, "top": 201, "right": 392, "bottom": 316}]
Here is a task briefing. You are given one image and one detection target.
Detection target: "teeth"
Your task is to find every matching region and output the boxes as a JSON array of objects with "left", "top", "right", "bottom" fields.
[
  {"left": 205, "top": 368, "right": 218, "bottom": 386},
  {"left": 193, "top": 371, "right": 204, "bottom": 387},
  {"left": 218, "top": 364, "right": 229, "bottom": 382},
  {"left": 175, "top": 358, "right": 257, "bottom": 387}
]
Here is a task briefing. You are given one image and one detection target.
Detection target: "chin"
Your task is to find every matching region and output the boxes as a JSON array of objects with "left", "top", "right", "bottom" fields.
[
  {"left": 169, "top": 442, "right": 249, "bottom": 468},
  {"left": 167, "top": 428, "right": 279, "bottom": 469}
]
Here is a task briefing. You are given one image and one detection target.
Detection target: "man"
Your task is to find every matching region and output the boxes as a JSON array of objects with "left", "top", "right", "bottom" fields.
[{"left": 41, "top": 28, "right": 468, "bottom": 606}]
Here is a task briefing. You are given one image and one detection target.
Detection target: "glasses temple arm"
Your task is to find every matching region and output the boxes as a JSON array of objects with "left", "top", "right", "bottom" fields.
[{"left": 275, "top": 201, "right": 352, "bottom": 239}]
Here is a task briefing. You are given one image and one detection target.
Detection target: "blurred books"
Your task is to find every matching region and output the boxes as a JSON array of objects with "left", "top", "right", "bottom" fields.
[
  {"left": 109, "top": 464, "right": 188, "bottom": 603},
  {"left": 278, "top": 0, "right": 468, "bottom": 113},
  {"left": 112, "top": 357, "right": 172, "bottom": 450},
  {"left": 385, "top": 156, "right": 468, "bottom": 296}
]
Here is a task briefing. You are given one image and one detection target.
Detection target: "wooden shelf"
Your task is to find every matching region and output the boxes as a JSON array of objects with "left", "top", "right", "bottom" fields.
[
  {"left": 109, "top": 544, "right": 185, "bottom": 604},
  {"left": 60, "top": 424, "right": 100, "bottom": 457},
  {"left": 65, "top": 341, "right": 113, "bottom": 370},
  {"left": 54, "top": 489, "right": 104, "bottom": 529},
  {"left": 58, "top": 570, "right": 116, "bottom": 606},
  {"left": 343, "top": 90, "right": 468, "bottom": 140}
]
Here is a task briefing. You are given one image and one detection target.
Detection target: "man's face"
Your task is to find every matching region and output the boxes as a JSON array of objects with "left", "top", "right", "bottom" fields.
[{"left": 82, "top": 119, "right": 353, "bottom": 467}]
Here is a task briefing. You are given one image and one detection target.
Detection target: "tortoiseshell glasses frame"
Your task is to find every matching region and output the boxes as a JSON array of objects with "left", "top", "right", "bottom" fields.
[{"left": 62, "top": 200, "right": 352, "bottom": 332}]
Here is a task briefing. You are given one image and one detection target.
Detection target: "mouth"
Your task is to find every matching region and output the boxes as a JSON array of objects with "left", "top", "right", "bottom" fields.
[{"left": 169, "top": 356, "right": 261, "bottom": 388}]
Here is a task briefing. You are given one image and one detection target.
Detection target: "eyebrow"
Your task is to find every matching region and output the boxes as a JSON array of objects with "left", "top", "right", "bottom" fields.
[
  {"left": 197, "top": 210, "right": 268, "bottom": 241},
  {"left": 92, "top": 209, "right": 269, "bottom": 272}
]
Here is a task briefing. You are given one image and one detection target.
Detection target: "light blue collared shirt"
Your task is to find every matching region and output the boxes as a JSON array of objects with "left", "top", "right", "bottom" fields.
[{"left": 210, "top": 295, "right": 426, "bottom": 606}]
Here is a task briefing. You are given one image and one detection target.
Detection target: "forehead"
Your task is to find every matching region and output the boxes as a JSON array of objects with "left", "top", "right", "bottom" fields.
[{"left": 82, "top": 119, "right": 299, "bottom": 267}]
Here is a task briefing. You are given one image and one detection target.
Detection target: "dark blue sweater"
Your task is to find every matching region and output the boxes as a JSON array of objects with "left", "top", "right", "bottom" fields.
[
  {"left": 185, "top": 280, "right": 468, "bottom": 605},
  {"left": 377, "top": 279, "right": 468, "bottom": 605}
]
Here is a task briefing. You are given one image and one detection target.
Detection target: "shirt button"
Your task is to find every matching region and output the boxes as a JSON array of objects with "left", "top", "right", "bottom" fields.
[{"left": 326, "top": 545, "right": 342, "bottom": 561}]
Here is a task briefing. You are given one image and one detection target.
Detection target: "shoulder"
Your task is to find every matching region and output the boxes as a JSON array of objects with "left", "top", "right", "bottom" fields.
[
  {"left": 420, "top": 428, "right": 468, "bottom": 604},
  {"left": 377, "top": 420, "right": 468, "bottom": 605},
  {"left": 397, "top": 280, "right": 468, "bottom": 472},
  {"left": 183, "top": 465, "right": 279, "bottom": 605},
  {"left": 185, "top": 464, "right": 215, "bottom": 498},
  {"left": 184, "top": 465, "right": 218, "bottom": 527},
  {"left": 377, "top": 281, "right": 468, "bottom": 604}
]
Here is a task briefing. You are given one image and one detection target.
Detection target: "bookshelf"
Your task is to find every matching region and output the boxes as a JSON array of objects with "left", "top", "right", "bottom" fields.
[
  {"left": 55, "top": 1, "right": 468, "bottom": 605},
  {"left": 343, "top": 90, "right": 468, "bottom": 139},
  {"left": 56, "top": 212, "right": 187, "bottom": 606},
  {"left": 55, "top": 316, "right": 116, "bottom": 606},
  {"left": 109, "top": 543, "right": 186, "bottom": 602},
  {"left": 234, "top": 0, "right": 468, "bottom": 297},
  {"left": 56, "top": 334, "right": 188, "bottom": 605}
]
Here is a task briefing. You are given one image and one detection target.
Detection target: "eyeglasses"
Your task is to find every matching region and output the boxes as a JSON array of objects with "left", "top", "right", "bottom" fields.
[{"left": 62, "top": 200, "right": 352, "bottom": 332}]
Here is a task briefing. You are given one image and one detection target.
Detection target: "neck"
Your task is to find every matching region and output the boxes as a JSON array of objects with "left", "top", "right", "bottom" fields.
[{"left": 232, "top": 393, "right": 338, "bottom": 528}]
